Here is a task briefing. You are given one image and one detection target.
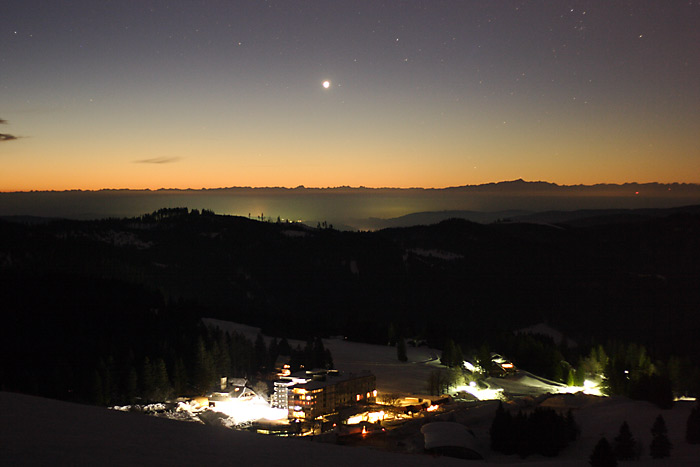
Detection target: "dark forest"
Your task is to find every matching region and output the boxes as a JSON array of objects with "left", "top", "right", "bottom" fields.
[{"left": 2, "top": 206, "right": 700, "bottom": 403}]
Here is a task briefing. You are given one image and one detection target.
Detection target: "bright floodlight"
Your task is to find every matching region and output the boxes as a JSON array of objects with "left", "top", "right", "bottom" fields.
[
  {"left": 455, "top": 384, "right": 504, "bottom": 401},
  {"left": 210, "top": 397, "right": 287, "bottom": 425},
  {"left": 322, "top": 80, "right": 330, "bottom": 89}
]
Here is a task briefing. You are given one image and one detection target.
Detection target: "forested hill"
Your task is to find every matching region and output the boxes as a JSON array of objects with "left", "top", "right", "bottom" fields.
[{"left": 2, "top": 206, "right": 700, "bottom": 359}]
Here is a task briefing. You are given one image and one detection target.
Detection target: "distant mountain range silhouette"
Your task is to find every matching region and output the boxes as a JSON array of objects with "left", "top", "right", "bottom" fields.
[{"left": 2, "top": 180, "right": 700, "bottom": 228}]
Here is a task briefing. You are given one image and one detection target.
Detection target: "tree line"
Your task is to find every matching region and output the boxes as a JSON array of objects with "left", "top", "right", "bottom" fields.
[
  {"left": 433, "top": 332, "right": 700, "bottom": 404},
  {"left": 0, "top": 271, "right": 332, "bottom": 406},
  {"left": 489, "top": 401, "right": 700, "bottom": 463}
]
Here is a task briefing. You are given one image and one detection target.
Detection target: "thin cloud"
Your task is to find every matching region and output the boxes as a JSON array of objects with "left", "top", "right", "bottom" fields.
[
  {"left": 134, "top": 157, "right": 182, "bottom": 164},
  {"left": 0, "top": 118, "right": 19, "bottom": 141}
]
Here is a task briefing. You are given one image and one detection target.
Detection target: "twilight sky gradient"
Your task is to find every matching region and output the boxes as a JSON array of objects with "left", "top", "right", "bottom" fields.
[{"left": 2, "top": 1, "right": 699, "bottom": 191}]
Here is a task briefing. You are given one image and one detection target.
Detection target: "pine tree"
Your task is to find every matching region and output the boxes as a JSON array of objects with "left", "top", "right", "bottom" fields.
[
  {"left": 90, "top": 370, "right": 105, "bottom": 406},
  {"left": 397, "top": 337, "right": 408, "bottom": 362},
  {"left": 125, "top": 367, "right": 139, "bottom": 404},
  {"left": 613, "top": 421, "right": 637, "bottom": 460},
  {"left": 476, "top": 345, "right": 493, "bottom": 374},
  {"left": 490, "top": 401, "right": 515, "bottom": 454},
  {"left": 565, "top": 409, "right": 580, "bottom": 442},
  {"left": 140, "top": 356, "right": 155, "bottom": 401},
  {"left": 96, "top": 358, "right": 112, "bottom": 406},
  {"left": 514, "top": 410, "right": 531, "bottom": 458},
  {"left": 650, "top": 414, "right": 672, "bottom": 459},
  {"left": 427, "top": 369, "right": 440, "bottom": 396},
  {"left": 453, "top": 343, "right": 464, "bottom": 368},
  {"left": 194, "top": 338, "right": 215, "bottom": 392},
  {"left": 213, "top": 334, "right": 231, "bottom": 378},
  {"left": 268, "top": 337, "right": 279, "bottom": 368},
  {"left": 387, "top": 322, "right": 397, "bottom": 346},
  {"left": 441, "top": 339, "right": 455, "bottom": 367},
  {"left": 574, "top": 365, "right": 586, "bottom": 387},
  {"left": 278, "top": 337, "right": 291, "bottom": 356},
  {"left": 687, "top": 405, "right": 700, "bottom": 444},
  {"left": 302, "top": 338, "right": 314, "bottom": 369},
  {"left": 589, "top": 437, "right": 617, "bottom": 467},
  {"left": 254, "top": 333, "right": 268, "bottom": 370},
  {"left": 171, "top": 358, "right": 187, "bottom": 396},
  {"left": 153, "top": 358, "right": 172, "bottom": 401},
  {"left": 312, "top": 337, "right": 328, "bottom": 368},
  {"left": 289, "top": 344, "right": 303, "bottom": 371},
  {"left": 324, "top": 348, "right": 334, "bottom": 369}
]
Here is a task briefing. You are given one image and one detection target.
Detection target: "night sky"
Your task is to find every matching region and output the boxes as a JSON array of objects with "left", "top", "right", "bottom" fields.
[{"left": 2, "top": 1, "right": 699, "bottom": 191}]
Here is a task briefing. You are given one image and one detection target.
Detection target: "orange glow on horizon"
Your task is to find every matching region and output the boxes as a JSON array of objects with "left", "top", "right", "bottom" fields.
[{"left": 2, "top": 137, "right": 699, "bottom": 192}]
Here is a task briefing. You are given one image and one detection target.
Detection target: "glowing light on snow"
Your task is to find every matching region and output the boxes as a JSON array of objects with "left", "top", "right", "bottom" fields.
[
  {"left": 455, "top": 384, "right": 505, "bottom": 401},
  {"left": 347, "top": 414, "right": 362, "bottom": 424},
  {"left": 557, "top": 379, "right": 603, "bottom": 396},
  {"left": 347, "top": 411, "right": 385, "bottom": 424},
  {"left": 210, "top": 397, "right": 287, "bottom": 425}
]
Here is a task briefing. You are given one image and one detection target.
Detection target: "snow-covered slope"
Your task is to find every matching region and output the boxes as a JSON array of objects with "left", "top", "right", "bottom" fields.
[
  {"left": 0, "top": 391, "right": 466, "bottom": 466},
  {"left": 3, "top": 392, "right": 699, "bottom": 466},
  {"left": 203, "top": 318, "right": 441, "bottom": 394}
]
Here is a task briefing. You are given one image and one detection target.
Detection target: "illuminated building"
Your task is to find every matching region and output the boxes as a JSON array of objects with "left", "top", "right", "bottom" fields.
[
  {"left": 272, "top": 369, "right": 376, "bottom": 420},
  {"left": 490, "top": 353, "right": 517, "bottom": 376}
]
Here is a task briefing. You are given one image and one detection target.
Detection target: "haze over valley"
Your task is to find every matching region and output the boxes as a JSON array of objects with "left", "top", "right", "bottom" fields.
[{"left": 3, "top": 179, "right": 700, "bottom": 230}]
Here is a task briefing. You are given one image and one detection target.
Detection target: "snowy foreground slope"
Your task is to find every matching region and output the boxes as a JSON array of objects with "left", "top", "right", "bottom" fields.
[
  {"left": 1, "top": 391, "right": 466, "bottom": 467},
  {"left": 3, "top": 391, "right": 699, "bottom": 466}
]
